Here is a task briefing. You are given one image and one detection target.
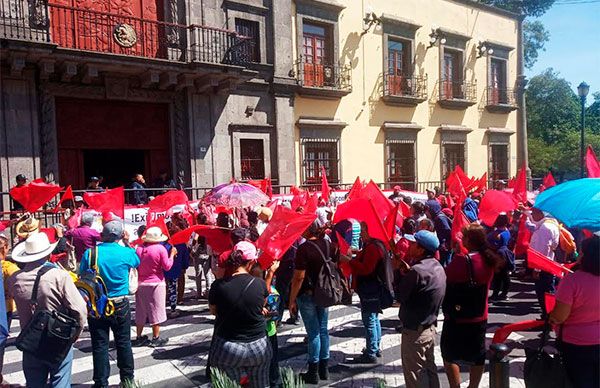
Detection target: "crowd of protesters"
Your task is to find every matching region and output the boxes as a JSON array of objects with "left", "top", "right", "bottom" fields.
[{"left": 0, "top": 173, "right": 598, "bottom": 388}]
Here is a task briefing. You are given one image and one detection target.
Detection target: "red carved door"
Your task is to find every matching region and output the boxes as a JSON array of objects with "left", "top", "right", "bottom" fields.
[
  {"left": 50, "top": 0, "right": 165, "bottom": 58},
  {"left": 303, "top": 23, "right": 326, "bottom": 87}
]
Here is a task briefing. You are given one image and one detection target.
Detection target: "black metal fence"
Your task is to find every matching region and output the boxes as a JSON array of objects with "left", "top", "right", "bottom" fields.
[
  {"left": 439, "top": 79, "right": 477, "bottom": 101},
  {"left": 382, "top": 73, "right": 427, "bottom": 99},
  {"left": 294, "top": 58, "right": 352, "bottom": 91},
  {"left": 486, "top": 86, "right": 517, "bottom": 107}
]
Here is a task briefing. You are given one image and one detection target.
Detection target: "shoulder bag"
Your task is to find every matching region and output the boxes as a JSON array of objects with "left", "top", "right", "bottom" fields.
[
  {"left": 307, "top": 240, "right": 352, "bottom": 307},
  {"left": 16, "top": 265, "right": 81, "bottom": 365},
  {"left": 442, "top": 253, "right": 488, "bottom": 320},
  {"left": 524, "top": 321, "right": 573, "bottom": 388}
]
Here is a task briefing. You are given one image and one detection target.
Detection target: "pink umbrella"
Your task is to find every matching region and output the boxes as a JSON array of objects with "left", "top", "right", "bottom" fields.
[{"left": 204, "top": 182, "right": 269, "bottom": 208}]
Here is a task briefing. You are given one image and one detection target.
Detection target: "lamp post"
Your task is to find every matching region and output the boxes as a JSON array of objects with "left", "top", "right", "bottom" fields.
[{"left": 578, "top": 82, "right": 590, "bottom": 178}]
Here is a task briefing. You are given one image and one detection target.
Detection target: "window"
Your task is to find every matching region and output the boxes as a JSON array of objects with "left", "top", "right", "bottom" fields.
[
  {"left": 442, "top": 143, "right": 466, "bottom": 179},
  {"left": 490, "top": 144, "right": 509, "bottom": 181},
  {"left": 302, "top": 22, "right": 332, "bottom": 87},
  {"left": 240, "top": 139, "right": 265, "bottom": 180},
  {"left": 442, "top": 49, "right": 463, "bottom": 99},
  {"left": 302, "top": 141, "right": 338, "bottom": 184},
  {"left": 235, "top": 18, "right": 260, "bottom": 62},
  {"left": 387, "top": 142, "right": 416, "bottom": 190},
  {"left": 489, "top": 58, "right": 508, "bottom": 104},
  {"left": 387, "top": 38, "right": 412, "bottom": 95}
]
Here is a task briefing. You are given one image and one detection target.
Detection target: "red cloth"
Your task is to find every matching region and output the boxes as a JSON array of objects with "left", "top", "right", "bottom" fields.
[
  {"left": 145, "top": 217, "right": 171, "bottom": 239},
  {"left": 290, "top": 186, "right": 305, "bottom": 196},
  {"left": 305, "top": 193, "right": 319, "bottom": 214},
  {"left": 147, "top": 191, "right": 188, "bottom": 213},
  {"left": 384, "top": 203, "right": 402, "bottom": 240},
  {"left": 10, "top": 181, "right": 63, "bottom": 213},
  {"left": 39, "top": 227, "right": 57, "bottom": 243},
  {"left": 290, "top": 192, "right": 308, "bottom": 212},
  {"left": 67, "top": 208, "right": 84, "bottom": 230},
  {"left": 399, "top": 201, "right": 411, "bottom": 218},
  {"left": 478, "top": 190, "right": 518, "bottom": 227},
  {"left": 515, "top": 214, "right": 532, "bottom": 257},
  {"left": 394, "top": 237, "right": 411, "bottom": 263},
  {"left": 544, "top": 293, "right": 556, "bottom": 313},
  {"left": 527, "top": 248, "right": 570, "bottom": 278},
  {"left": 445, "top": 252, "right": 494, "bottom": 322},
  {"left": 492, "top": 320, "right": 544, "bottom": 344},
  {"left": 321, "top": 166, "right": 331, "bottom": 202},
  {"left": 451, "top": 194, "right": 469, "bottom": 254},
  {"left": 333, "top": 198, "right": 391, "bottom": 249},
  {"left": 349, "top": 242, "right": 383, "bottom": 289},
  {"left": 336, "top": 232, "right": 352, "bottom": 278},
  {"left": 507, "top": 177, "right": 516, "bottom": 189},
  {"left": 248, "top": 178, "right": 273, "bottom": 199},
  {"left": 0, "top": 220, "right": 10, "bottom": 232},
  {"left": 170, "top": 225, "right": 231, "bottom": 254},
  {"left": 84, "top": 187, "right": 125, "bottom": 218},
  {"left": 586, "top": 145, "right": 600, "bottom": 178},
  {"left": 512, "top": 164, "right": 528, "bottom": 204},
  {"left": 52, "top": 185, "right": 74, "bottom": 213},
  {"left": 256, "top": 206, "right": 316, "bottom": 268},
  {"left": 542, "top": 172, "right": 557, "bottom": 189},
  {"left": 347, "top": 177, "right": 364, "bottom": 200},
  {"left": 265, "top": 199, "right": 278, "bottom": 213},
  {"left": 356, "top": 181, "right": 394, "bottom": 222}
]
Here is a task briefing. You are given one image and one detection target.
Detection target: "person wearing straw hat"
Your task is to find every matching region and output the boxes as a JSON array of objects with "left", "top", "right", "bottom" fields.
[
  {"left": 15, "top": 216, "right": 40, "bottom": 241},
  {"left": 7, "top": 232, "right": 87, "bottom": 388},
  {"left": 133, "top": 226, "right": 173, "bottom": 347},
  {"left": 79, "top": 221, "right": 140, "bottom": 388}
]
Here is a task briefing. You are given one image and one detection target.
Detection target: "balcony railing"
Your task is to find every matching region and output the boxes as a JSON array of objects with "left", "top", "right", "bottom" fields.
[
  {"left": 383, "top": 73, "right": 427, "bottom": 99},
  {"left": 0, "top": 0, "right": 251, "bottom": 65},
  {"left": 294, "top": 58, "right": 352, "bottom": 96},
  {"left": 485, "top": 86, "right": 518, "bottom": 112},
  {"left": 438, "top": 79, "right": 477, "bottom": 109}
]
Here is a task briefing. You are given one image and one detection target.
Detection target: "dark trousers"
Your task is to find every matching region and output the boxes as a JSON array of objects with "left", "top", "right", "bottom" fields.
[
  {"left": 269, "top": 334, "right": 281, "bottom": 388},
  {"left": 561, "top": 342, "right": 600, "bottom": 388},
  {"left": 88, "top": 300, "right": 134, "bottom": 388},
  {"left": 491, "top": 269, "right": 511, "bottom": 297},
  {"left": 534, "top": 273, "right": 556, "bottom": 317}
]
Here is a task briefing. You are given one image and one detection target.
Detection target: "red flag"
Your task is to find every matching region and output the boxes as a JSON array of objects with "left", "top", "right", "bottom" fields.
[
  {"left": 527, "top": 248, "right": 571, "bottom": 278},
  {"left": 544, "top": 293, "right": 556, "bottom": 313},
  {"left": 291, "top": 191, "right": 308, "bottom": 212},
  {"left": 333, "top": 198, "right": 391, "bottom": 249},
  {"left": 586, "top": 145, "right": 600, "bottom": 178},
  {"left": 451, "top": 194, "right": 469, "bottom": 254},
  {"left": 83, "top": 187, "right": 125, "bottom": 218},
  {"left": 507, "top": 178, "right": 515, "bottom": 189},
  {"left": 290, "top": 185, "right": 305, "bottom": 196},
  {"left": 256, "top": 207, "right": 317, "bottom": 268},
  {"left": 10, "top": 181, "right": 63, "bottom": 213},
  {"left": 321, "top": 165, "right": 331, "bottom": 202},
  {"left": 356, "top": 180, "right": 394, "bottom": 222},
  {"left": 514, "top": 213, "right": 532, "bottom": 257},
  {"left": 399, "top": 200, "right": 412, "bottom": 218},
  {"left": 347, "top": 177, "right": 364, "bottom": 200},
  {"left": 248, "top": 178, "right": 273, "bottom": 199},
  {"left": 492, "top": 320, "right": 545, "bottom": 344},
  {"left": 478, "top": 190, "right": 518, "bottom": 227},
  {"left": 512, "top": 164, "right": 528, "bottom": 204},
  {"left": 169, "top": 224, "right": 231, "bottom": 252},
  {"left": 147, "top": 190, "right": 188, "bottom": 213},
  {"left": 265, "top": 199, "right": 278, "bottom": 213},
  {"left": 446, "top": 170, "right": 468, "bottom": 197},
  {"left": 67, "top": 208, "right": 84, "bottom": 230},
  {"left": 542, "top": 172, "right": 557, "bottom": 189},
  {"left": 145, "top": 216, "right": 171, "bottom": 239},
  {"left": 52, "top": 185, "right": 74, "bottom": 213},
  {"left": 384, "top": 202, "right": 402, "bottom": 240},
  {"left": 0, "top": 220, "right": 11, "bottom": 232},
  {"left": 474, "top": 172, "right": 487, "bottom": 192},
  {"left": 335, "top": 231, "right": 352, "bottom": 278},
  {"left": 305, "top": 193, "right": 319, "bottom": 214}
]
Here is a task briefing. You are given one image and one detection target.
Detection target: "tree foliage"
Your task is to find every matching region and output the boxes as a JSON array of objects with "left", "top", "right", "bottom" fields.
[
  {"left": 479, "top": 0, "right": 556, "bottom": 17},
  {"left": 523, "top": 21, "right": 550, "bottom": 69}
]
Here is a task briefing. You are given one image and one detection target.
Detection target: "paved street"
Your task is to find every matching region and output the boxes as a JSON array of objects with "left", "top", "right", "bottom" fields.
[{"left": 3, "top": 267, "right": 543, "bottom": 387}]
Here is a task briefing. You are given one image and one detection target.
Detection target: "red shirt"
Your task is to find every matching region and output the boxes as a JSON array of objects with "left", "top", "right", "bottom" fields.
[
  {"left": 444, "top": 252, "right": 494, "bottom": 322},
  {"left": 350, "top": 242, "right": 384, "bottom": 289}
]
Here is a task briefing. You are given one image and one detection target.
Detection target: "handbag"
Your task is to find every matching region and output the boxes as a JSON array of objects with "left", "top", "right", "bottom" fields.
[
  {"left": 442, "top": 254, "right": 488, "bottom": 320},
  {"left": 128, "top": 268, "right": 138, "bottom": 295},
  {"left": 16, "top": 265, "right": 81, "bottom": 365},
  {"left": 65, "top": 239, "right": 77, "bottom": 272},
  {"left": 524, "top": 322, "right": 573, "bottom": 388}
]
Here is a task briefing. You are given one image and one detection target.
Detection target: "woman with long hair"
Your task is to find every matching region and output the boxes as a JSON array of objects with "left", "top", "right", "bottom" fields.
[
  {"left": 442, "top": 224, "right": 502, "bottom": 388},
  {"left": 208, "top": 241, "right": 271, "bottom": 387},
  {"left": 550, "top": 236, "right": 600, "bottom": 388}
]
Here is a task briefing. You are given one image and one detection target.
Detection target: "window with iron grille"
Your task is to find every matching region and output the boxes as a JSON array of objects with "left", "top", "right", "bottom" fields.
[
  {"left": 240, "top": 139, "right": 265, "bottom": 180},
  {"left": 442, "top": 143, "right": 466, "bottom": 179},
  {"left": 489, "top": 144, "right": 509, "bottom": 181},
  {"left": 302, "top": 140, "right": 339, "bottom": 184},
  {"left": 387, "top": 141, "right": 416, "bottom": 186},
  {"left": 235, "top": 18, "right": 260, "bottom": 62}
]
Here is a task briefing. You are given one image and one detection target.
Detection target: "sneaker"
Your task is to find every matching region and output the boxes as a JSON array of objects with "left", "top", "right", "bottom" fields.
[
  {"left": 285, "top": 317, "right": 299, "bottom": 325},
  {"left": 353, "top": 353, "right": 378, "bottom": 364},
  {"left": 132, "top": 335, "right": 149, "bottom": 347},
  {"left": 149, "top": 337, "right": 169, "bottom": 347},
  {"left": 362, "top": 348, "right": 382, "bottom": 358},
  {"left": 498, "top": 294, "right": 509, "bottom": 301},
  {"left": 168, "top": 310, "right": 180, "bottom": 319}
]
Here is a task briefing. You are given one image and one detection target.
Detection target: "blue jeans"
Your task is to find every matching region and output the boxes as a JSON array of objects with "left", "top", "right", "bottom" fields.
[
  {"left": 361, "top": 311, "right": 381, "bottom": 357},
  {"left": 88, "top": 300, "right": 134, "bottom": 387},
  {"left": 23, "top": 347, "right": 73, "bottom": 388},
  {"left": 297, "top": 294, "right": 329, "bottom": 363}
]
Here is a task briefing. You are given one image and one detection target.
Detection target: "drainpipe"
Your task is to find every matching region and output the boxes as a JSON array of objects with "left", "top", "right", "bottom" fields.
[{"left": 515, "top": 12, "right": 531, "bottom": 188}]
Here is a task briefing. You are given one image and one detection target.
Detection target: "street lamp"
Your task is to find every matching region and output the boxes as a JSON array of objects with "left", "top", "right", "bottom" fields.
[{"left": 578, "top": 81, "right": 590, "bottom": 178}]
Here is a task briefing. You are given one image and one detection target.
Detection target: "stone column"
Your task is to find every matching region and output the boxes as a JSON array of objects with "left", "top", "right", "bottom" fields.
[{"left": 516, "top": 14, "right": 531, "bottom": 187}]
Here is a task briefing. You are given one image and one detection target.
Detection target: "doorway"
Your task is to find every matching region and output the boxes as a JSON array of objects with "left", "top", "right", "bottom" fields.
[{"left": 83, "top": 149, "right": 146, "bottom": 188}]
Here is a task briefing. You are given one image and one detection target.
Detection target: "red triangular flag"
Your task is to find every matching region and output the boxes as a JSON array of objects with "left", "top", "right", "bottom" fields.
[
  {"left": 512, "top": 164, "right": 528, "bottom": 204},
  {"left": 542, "top": 172, "right": 557, "bottom": 189},
  {"left": 145, "top": 216, "right": 171, "bottom": 239},
  {"left": 290, "top": 185, "right": 305, "bottom": 196},
  {"left": 586, "top": 145, "right": 600, "bottom": 178},
  {"left": 474, "top": 172, "right": 487, "bottom": 192},
  {"left": 256, "top": 206, "right": 317, "bottom": 268},
  {"left": 399, "top": 200, "right": 411, "bottom": 218},
  {"left": 478, "top": 190, "right": 518, "bottom": 227},
  {"left": 446, "top": 170, "right": 468, "bottom": 197},
  {"left": 451, "top": 194, "right": 469, "bottom": 254},
  {"left": 67, "top": 208, "right": 84, "bottom": 230},
  {"left": 347, "top": 177, "right": 364, "bottom": 200},
  {"left": 147, "top": 190, "right": 188, "bottom": 213},
  {"left": 83, "top": 187, "right": 125, "bottom": 218},
  {"left": 333, "top": 198, "right": 391, "bottom": 249},
  {"left": 0, "top": 220, "right": 11, "bottom": 232},
  {"left": 321, "top": 165, "right": 331, "bottom": 202},
  {"left": 52, "top": 185, "right": 74, "bottom": 213},
  {"left": 335, "top": 231, "right": 352, "bottom": 278},
  {"left": 10, "top": 181, "right": 63, "bottom": 213},
  {"left": 169, "top": 224, "right": 231, "bottom": 252},
  {"left": 384, "top": 202, "right": 402, "bottom": 240},
  {"left": 305, "top": 193, "right": 319, "bottom": 214},
  {"left": 356, "top": 180, "right": 394, "bottom": 222},
  {"left": 265, "top": 199, "right": 278, "bottom": 213},
  {"left": 514, "top": 214, "right": 532, "bottom": 257},
  {"left": 527, "top": 248, "right": 571, "bottom": 278}
]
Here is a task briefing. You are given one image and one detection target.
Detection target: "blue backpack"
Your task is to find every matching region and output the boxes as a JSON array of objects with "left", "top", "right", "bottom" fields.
[{"left": 75, "top": 247, "right": 115, "bottom": 318}]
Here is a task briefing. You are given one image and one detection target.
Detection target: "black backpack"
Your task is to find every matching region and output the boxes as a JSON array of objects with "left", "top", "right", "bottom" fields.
[
  {"left": 369, "top": 239, "right": 395, "bottom": 309},
  {"left": 307, "top": 240, "right": 349, "bottom": 308}
]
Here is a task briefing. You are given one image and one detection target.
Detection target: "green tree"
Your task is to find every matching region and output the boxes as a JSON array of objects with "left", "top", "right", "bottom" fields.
[
  {"left": 479, "top": 0, "right": 556, "bottom": 17},
  {"left": 523, "top": 21, "right": 550, "bottom": 69}
]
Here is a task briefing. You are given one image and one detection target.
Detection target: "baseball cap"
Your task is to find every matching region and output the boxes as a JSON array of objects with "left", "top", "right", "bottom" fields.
[
  {"left": 101, "top": 221, "right": 123, "bottom": 242},
  {"left": 426, "top": 188, "right": 435, "bottom": 193},
  {"left": 393, "top": 185, "right": 402, "bottom": 191},
  {"left": 16, "top": 174, "right": 27, "bottom": 181},
  {"left": 411, "top": 230, "right": 440, "bottom": 253},
  {"left": 74, "top": 195, "right": 84, "bottom": 202},
  {"left": 89, "top": 176, "right": 100, "bottom": 182},
  {"left": 234, "top": 241, "right": 257, "bottom": 261}
]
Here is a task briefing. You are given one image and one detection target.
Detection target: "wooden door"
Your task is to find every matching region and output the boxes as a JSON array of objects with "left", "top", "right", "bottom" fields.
[{"left": 303, "top": 23, "right": 327, "bottom": 87}]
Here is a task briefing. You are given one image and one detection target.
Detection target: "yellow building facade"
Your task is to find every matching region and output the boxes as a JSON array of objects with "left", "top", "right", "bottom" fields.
[{"left": 291, "top": 0, "right": 521, "bottom": 190}]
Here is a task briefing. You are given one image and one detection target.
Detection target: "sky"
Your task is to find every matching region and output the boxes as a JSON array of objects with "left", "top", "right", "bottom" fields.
[{"left": 527, "top": 1, "right": 600, "bottom": 103}]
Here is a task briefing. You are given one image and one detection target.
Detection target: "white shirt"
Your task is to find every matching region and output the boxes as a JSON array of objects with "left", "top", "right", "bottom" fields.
[{"left": 527, "top": 216, "right": 560, "bottom": 260}]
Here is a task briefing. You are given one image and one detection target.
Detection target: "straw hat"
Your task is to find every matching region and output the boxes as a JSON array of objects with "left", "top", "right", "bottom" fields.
[
  {"left": 16, "top": 217, "right": 40, "bottom": 239},
  {"left": 142, "top": 227, "right": 168, "bottom": 243},
  {"left": 12, "top": 232, "right": 58, "bottom": 263}
]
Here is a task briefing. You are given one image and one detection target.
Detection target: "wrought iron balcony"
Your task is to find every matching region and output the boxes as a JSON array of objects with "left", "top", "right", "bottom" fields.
[
  {"left": 438, "top": 79, "right": 477, "bottom": 109},
  {"left": 0, "top": 0, "right": 252, "bottom": 66},
  {"left": 485, "top": 86, "right": 518, "bottom": 113},
  {"left": 382, "top": 73, "right": 427, "bottom": 106},
  {"left": 294, "top": 58, "right": 352, "bottom": 99}
]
